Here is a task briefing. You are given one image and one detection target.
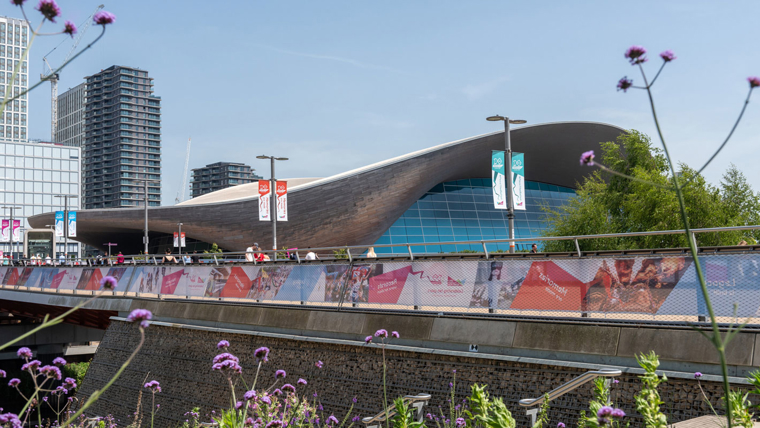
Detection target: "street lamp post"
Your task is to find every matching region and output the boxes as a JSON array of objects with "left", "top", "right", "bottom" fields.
[
  {"left": 103, "top": 242, "right": 117, "bottom": 260},
  {"left": 486, "top": 115, "right": 527, "bottom": 254},
  {"left": 53, "top": 194, "right": 78, "bottom": 259},
  {"left": 133, "top": 178, "right": 160, "bottom": 255},
  {"left": 1, "top": 206, "right": 22, "bottom": 259},
  {"left": 256, "top": 155, "right": 288, "bottom": 252},
  {"left": 177, "top": 222, "right": 183, "bottom": 256}
]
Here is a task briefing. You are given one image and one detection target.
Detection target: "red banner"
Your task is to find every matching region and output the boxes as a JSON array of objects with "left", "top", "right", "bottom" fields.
[
  {"left": 511, "top": 261, "right": 586, "bottom": 311},
  {"left": 221, "top": 267, "right": 252, "bottom": 298},
  {"left": 369, "top": 265, "right": 412, "bottom": 303},
  {"left": 161, "top": 269, "right": 184, "bottom": 295}
]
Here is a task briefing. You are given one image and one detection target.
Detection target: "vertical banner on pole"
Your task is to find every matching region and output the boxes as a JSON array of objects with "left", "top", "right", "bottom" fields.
[
  {"left": 1, "top": 219, "right": 10, "bottom": 242},
  {"left": 492, "top": 151, "right": 506, "bottom": 210},
  {"left": 68, "top": 212, "right": 77, "bottom": 237},
  {"left": 55, "top": 211, "right": 65, "bottom": 237},
  {"left": 173, "top": 232, "right": 179, "bottom": 248},
  {"left": 258, "top": 180, "right": 271, "bottom": 221},
  {"left": 276, "top": 181, "right": 288, "bottom": 221},
  {"left": 12, "top": 220, "right": 20, "bottom": 242},
  {"left": 180, "top": 232, "right": 186, "bottom": 248},
  {"left": 511, "top": 153, "right": 526, "bottom": 210}
]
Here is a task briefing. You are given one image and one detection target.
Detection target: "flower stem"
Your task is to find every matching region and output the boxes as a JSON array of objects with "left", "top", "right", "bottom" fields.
[
  {"left": 382, "top": 342, "right": 388, "bottom": 428},
  {"left": 637, "top": 62, "right": 734, "bottom": 428},
  {"left": 151, "top": 391, "right": 156, "bottom": 428}
]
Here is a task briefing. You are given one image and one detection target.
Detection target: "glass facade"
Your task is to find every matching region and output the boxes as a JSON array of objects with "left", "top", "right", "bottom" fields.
[
  {"left": 0, "top": 16, "right": 29, "bottom": 144},
  {"left": 373, "top": 178, "right": 576, "bottom": 254},
  {"left": 0, "top": 141, "right": 81, "bottom": 257}
]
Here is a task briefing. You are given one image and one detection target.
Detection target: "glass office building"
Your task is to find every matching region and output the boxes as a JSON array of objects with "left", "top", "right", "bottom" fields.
[
  {"left": 373, "top": 178, "right": 575, "bottom": 254},
  {"left": 0, "top": 141, "right": 81, "bottom": 257}
]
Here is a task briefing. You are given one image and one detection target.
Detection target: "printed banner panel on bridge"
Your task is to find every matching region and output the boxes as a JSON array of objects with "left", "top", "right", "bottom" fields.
[{"left": 1, "top": 254, "right": 759, "bottom": 317}]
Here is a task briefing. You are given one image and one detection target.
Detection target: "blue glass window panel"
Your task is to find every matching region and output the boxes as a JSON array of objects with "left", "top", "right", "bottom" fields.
[
  {"left": 375, "top": 246, "right": 393, "bottom": 254},
  {"left": 375, "top": 235, "right": 391, "bottom": 245},
  {"left": 392, "top": 218, "right": 405, "bottom": 227},
  {"left": 435, "top": 218, "right": 451, "bottom": 227},
  {"left": 438, "top": 235, "right": 454, "bottom": 243},
  {"left": 410, "top": 245, "right": 425, "bottom": 252},
  {"left": 426, "top": 245, "right": 442, "bottom": 253},
  {"left": 406, "top": 226, "right": 423, "bottom": 236},
  {"left": 447, "top": 202, "right": 463, "bottom": 210},
  {"left": 419, "top": 209, "right": 435, "bottom": 218},
  {"left": 434, "top": 210, "right": 449, "bottom": 218},
  {"left": 454, "top": 235, "right": 469, "bottom": 242},
  {"left": 402, "top": 209, "right": 420, "bottom": 218},
  {"left": 389, "top": 226, "right": 405, "bottom": 235},
  {"left": 421, "top": 218, "right": 438, "bottom": 226},
  {"left": 429, "top": 194, "right": 446, "bottom": 202},
  {"left": 440, "top": 244, "right": 456, "bottom": 253},
  {"left": 391, "top": 236, "right": 409, "bottom": 244},
  {"left": 450, "top": 219, "right": 468, "bottom": 227},
  {"left": 422, "top": 226, "right": 440, "bottom": 235},
  {"left": 404, "top": 218, "right": 421, "bottom": 227},
  {"left": 436, "top": 228, "right": 453, "bottom": 236},
  {"left": 418, "top": 203, "right": 435, "bottom": 211},
  {"left": 408, "top": 236, "right": 424, "bottom": 244}
]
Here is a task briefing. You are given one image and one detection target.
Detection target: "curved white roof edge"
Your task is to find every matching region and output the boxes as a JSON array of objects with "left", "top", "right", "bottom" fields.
[{"left": 96, "top": 121, "right": 626, "bottom": 211}]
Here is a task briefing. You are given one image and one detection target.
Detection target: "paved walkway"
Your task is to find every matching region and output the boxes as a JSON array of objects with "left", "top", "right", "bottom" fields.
[{"left": 673, "top": 415, "right": 760, "bottom": 428}]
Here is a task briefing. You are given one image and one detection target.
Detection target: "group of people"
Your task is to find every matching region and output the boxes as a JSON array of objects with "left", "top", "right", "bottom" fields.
[{"left": 243, "top": 243, "right": 322, "bottom": 262}]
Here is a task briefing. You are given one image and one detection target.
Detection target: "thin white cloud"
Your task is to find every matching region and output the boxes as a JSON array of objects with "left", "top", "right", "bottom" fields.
[
  {"left": 256, "top": 44, "right": 407, "bottom": 74},
  {"left": 461, "top": 76, "right": 511, "bottom": 100}
]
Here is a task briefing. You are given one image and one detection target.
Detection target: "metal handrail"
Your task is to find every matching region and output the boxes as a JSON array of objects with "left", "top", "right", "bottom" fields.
[
  {"left": 362, "top": 394, "right": 431, "bottom": 425},
  {"left": 519, "top": 369, "right": 621, "bottom": 407},
  {"left": 3, "top": 224, "right": 759, "bottom": 265}
]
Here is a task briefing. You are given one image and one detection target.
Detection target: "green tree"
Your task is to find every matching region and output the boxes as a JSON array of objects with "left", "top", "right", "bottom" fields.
[{"left": 542, "top": 131, "right": 758, "bottom": 251}]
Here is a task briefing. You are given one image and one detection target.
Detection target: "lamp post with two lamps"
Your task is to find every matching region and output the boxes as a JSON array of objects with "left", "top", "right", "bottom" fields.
[
  {"left": 256, "top": 155, "right": 288, "bottom": 253},
  {"left": 486, "top": 115, "right": 527, "bottom": 254}
]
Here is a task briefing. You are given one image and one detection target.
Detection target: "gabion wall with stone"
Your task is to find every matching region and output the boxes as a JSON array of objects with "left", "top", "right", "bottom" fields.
[{"left": 77, "top": 320, "right": 742, "bottom": 428}]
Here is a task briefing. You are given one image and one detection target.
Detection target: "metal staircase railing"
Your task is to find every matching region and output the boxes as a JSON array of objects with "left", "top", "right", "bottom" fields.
[
  {"left": 361, "top": 394, "right": 431, "bottom": 427},
  {"left": 519, "top": 369, "right": 621, "bottom": 425}
]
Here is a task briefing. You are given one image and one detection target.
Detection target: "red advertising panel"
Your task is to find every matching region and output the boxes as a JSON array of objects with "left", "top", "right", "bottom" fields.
[
  {"left": 161, "top": 269, "right": 184, "bottom": 295},
  {"left": 221, "top": 267, "right": 253, "bottom": 298},
  {"left": 368, "top": 265, "right": 412, "bottom": 304},
  {"left": 510, "top": 261, "right": 585, "bottom": 311},
  {"left": 50, "top": 271, "right": 65, "bottom": 289}
]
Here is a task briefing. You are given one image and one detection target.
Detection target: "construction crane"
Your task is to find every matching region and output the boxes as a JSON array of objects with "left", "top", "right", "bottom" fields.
[
  {"left": 41, "top": 4, "right": 104, "bottom": 142},
  {"left": 176, "top": 138, "right": 192, "bottom": 204}
]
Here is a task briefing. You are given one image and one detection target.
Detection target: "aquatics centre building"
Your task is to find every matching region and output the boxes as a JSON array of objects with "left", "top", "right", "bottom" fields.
[{"left": 29, "top": 121, "right": 625, "bottom": 255}]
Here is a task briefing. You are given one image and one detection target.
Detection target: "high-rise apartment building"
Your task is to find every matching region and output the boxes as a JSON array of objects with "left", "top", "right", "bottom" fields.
[
  {"left": 0, "top": 16, "right": 30, "bottom": 143},
  {"left": 0, "top": 140, "right": 81, "bottom": 257},
  {"left": 56, "top": 83, "right": 85, "bottom": 147},
  {"left": 83, "top": 65, "right": 161, "bottom": 209},
  {"left": 191, "top": 162, "right": 261, "bottom": 198}
]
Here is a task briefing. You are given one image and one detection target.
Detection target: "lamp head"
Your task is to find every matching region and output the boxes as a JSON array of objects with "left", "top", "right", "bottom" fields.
[
  {"left": 275, "top": 157, "right": 289, "bottom": 161},
  {"left": 486, "top": 115, "right": 505, "bottom": 122},
  {"left": 509, "top": 119, "right": 527, "bottom": 124},
  {"left": 256, "top": 155, "right": 270, "bottom": 160}
]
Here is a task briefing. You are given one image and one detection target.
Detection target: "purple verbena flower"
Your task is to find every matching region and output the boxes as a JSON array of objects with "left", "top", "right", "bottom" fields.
[
  {"left": 617, "top": 77, "right": 633, "bottom": 92},
  {"left": 213, "top": 353, "right": 239, "bottom": 364},
  {"left": 235, "top": 401, "right": 243, "bottom": 410},
  {"left": 659, "top": 50, "right": 676, "bottom": 62},
  {"left": 8, "top": 378, "right": 20, "bottom": 387},
  {"left": 557, "top": 423, "right": 566, "bottom": 428},
  {"left": 93, "top": 10, "right": 115, "bottom": 25},
  {"left": 52, "top": 357, "right": 67, "bottom": 367},
  {"left": 10, "top": 0, "right": 26, "bottom": 6},
  {"left": 39, "top": 365, "right": 62, "bottom": 380},
  {"left": 426, "top": 413, "right": 433, "bottom": 420},
  {"left": 374, "top": 329, "right": 388, "bottom": 338},
  {"left": 144, "top": 380, "right": 161, "bottom": 393},
  {"left": 245, "top": 418, "right": 255, "bottom": 427},
  {"left": 64, "top": 377, "right": 77, "bottom": 389},
  {"left": 254, "top": 347, "right": 270, "bottom": 362},
  {"left": 364, "top": 335, "right": 373, "bottom": 344},
  {"left": 274, "top": 388, "right": 282, "bottom": 395},
  {"left": 612, "top": 379, "right": 619, "bottom": 384},
  {"left": 624, "top": 45, "right": 647, "bottom": 65},
  {"left": 391, "top": 331, "right": 400, "bottom": 339},
  {"left": 352, "top": 397, "right": 357, "bottom": 403},
  {"left": 127, "top": 309, "right": 152, "bottom": 328},
  {"left": 694, "top": 372, "right": 703, "bottom": 379},
  {"left": 17, "top": 347, "right": 32, "bottom": 359},
  {"left": 281, "top": 384, "right": 295, "bottom": 393},
  {"left": 580, "top": 150, "right": 595, "bottom": 166},
  {"left": 449, "top": 382, "right": 453, "bottom": 388},
  {"left": 297, "top": 378, "right": 307, "bottom": 386},
  {"left": 36, "top": 0, "right": 60, "bottom": 22},
  {"left": 100, "top": 275, "right": 117, "bottom": 290},
  {"left": 327, "top": 416, "right": 339, "bottom": 426},
  {"left": 217, "top": 340, "right": 230, "bottom": 350},
  {"left": 212, "top": 360, "right": 242, "bottom": 374},
  {"left": 21, "top": 360, "right": 41, "bottom": 371},
  {"left": 597, "top": 406, "right": 613, "bottom": 418},
  {"left": 261, "top": 395, "right": 272, "bottom": 405},
  {"left": 244, "top": 390, "right": 257, "bottom": 401},
  {"left": 352, "top": 416, "right": 361, "bottom": 423},
  {"left": 455, "top": 418, "right": 465, "bottom": 428},
  {"left": 315, "top": 360, "right": 323, "bottom": 369},
  {"left": 275, "top": 370, "right": 286, "bottom": 379},
  {"left": 0, "top": 369, "right": 5, "bottom": 378},
  {"left": 265, "top": 420, "right": 282, "bottom": 428},
  {"left": 748, "top": 77, "right": 760, "bottom": 89},
  {"left": 611, "top": 409, "right": 625, "bottom": 419}
]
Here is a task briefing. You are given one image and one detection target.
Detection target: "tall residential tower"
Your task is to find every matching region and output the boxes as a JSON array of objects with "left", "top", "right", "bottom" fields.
[
  {"left": 191, "top": 162, "right": 261, "bottom": 198},
  {"left": 0, "top": 16, "right": 29, "bottom": 143},
  {"left": 56, "top": 83, "right": 85, "bottom": 147},
  {"left": 83, "top": 66, "right": 161, "bottom": 209}
]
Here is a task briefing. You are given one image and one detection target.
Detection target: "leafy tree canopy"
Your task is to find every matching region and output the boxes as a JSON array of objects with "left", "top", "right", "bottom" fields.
[{"left": 542, "top": 130, "right": 760, "bottom": 251}]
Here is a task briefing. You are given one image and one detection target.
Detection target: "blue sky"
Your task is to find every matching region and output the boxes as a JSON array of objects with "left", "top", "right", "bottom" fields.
[{"left": 9, "top": 0, "right": 760, "bottom": 205}]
